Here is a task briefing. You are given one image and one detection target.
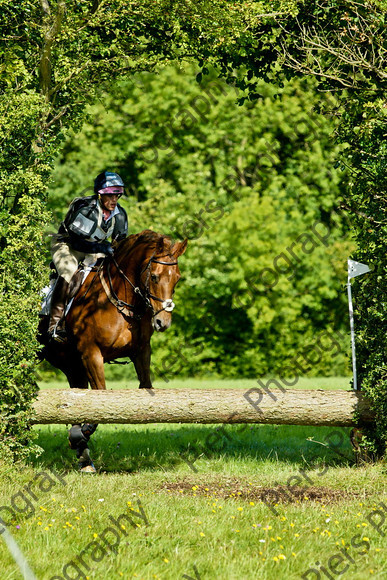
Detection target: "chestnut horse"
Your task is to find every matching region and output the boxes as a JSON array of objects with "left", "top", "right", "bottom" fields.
[
  {"left": 39, "top": 230, "right": 187, "bottom": 389},
  {"left": 38, "top": 230, "right": 187, "bottom": 470}
]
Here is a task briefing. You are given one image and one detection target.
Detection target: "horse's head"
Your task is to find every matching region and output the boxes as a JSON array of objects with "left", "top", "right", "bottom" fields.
[
  {"left": 141, "top": 235, "right": 188, "bottom": 331},
  {"left": 115, "top": 231, "right": 187, "bottom": 332}
]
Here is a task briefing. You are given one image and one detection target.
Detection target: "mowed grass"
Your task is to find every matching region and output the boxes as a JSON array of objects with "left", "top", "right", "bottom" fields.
[
  {"left": 40, "top": 376, "right": 353, "bottom": 391},
  {"left": 0, "top": 378, "right": 386, "bottom": 580}
]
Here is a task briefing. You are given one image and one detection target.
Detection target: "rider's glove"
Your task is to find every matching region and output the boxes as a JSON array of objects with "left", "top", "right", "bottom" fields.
[{"left": 100, "top": 242, "right": 114, "bottom": 256}]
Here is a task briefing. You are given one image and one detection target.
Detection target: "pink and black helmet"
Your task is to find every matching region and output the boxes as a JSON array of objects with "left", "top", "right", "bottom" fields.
[{"left": 94, "top": 171, "right": 125, "bottom": 195}]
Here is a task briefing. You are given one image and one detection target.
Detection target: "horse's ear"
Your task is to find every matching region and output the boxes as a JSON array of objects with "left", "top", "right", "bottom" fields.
[
  {"left": 172, "top": 238, "right": 188, "bottom": 258},
  {"left": 156, "top": 237, "right": 165, "bottom": 253}
]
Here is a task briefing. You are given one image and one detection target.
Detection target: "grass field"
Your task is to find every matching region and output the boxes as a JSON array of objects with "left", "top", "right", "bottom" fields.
[
  {"left": 39, "top": 376, "right": 353, "bottom": 391},
  {"left": 0, "top": 378, "right": 386, "bottom": 580}
]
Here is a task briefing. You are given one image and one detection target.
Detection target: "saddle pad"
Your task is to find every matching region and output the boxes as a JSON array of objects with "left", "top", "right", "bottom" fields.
[{"left": 40, "top": 265, "right": 95, "bottom": 316}]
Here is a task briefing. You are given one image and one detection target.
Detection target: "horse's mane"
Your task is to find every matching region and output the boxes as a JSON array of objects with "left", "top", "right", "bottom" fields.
[{"left": 115, "top": 229, "right": 174, "bottom": 260}]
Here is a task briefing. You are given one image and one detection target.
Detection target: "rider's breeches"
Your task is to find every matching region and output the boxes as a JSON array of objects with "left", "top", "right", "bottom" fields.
[{"left": 51, "top": 238, "right": 101, "bottom": 284}]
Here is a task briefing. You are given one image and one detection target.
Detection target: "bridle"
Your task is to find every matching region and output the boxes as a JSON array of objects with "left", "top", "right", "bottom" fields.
[
  {"left": 100, "top": 252, "right": 179, "bottom": 319},
  {"left": 140, "top": 255, "right": 179, "bottom": 315}
]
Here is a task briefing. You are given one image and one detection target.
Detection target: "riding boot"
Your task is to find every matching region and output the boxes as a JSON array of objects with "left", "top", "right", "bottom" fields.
[
  {"left": 48, "top": 276, "right": 69, "bottom": 343},
  {"left": 68, "top": 268, "right": 84, "bottom": 301}
]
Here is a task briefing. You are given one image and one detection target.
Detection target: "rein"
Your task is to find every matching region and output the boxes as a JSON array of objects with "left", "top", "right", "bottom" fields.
[
  {"left": 99, "top": 263, "right": 138, "bottom": 319},
  {"left": 100, "top": 253, "right": 178, "bottom": 319}
]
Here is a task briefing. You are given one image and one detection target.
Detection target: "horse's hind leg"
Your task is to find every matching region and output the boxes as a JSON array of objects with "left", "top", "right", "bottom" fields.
[{"left": 65, "top": 359, "right": 89, "bottom": 389}]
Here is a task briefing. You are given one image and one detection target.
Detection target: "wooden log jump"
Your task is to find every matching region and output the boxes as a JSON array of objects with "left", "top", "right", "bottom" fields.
[{"left": 32, "top": 388, "right": 374, "bottom": 427}]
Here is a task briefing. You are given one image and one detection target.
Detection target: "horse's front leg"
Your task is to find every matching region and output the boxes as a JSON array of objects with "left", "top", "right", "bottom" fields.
[
  {"left": 133, "top": 342, "right": 153, "bottom": 389},
  {"left": 80, "top": 346, "right": 106, "bottom": 390}
]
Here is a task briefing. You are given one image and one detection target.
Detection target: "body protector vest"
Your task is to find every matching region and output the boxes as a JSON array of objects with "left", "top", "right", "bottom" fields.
[{"left": 58, "top": 196, "right": 128, "bottom": 254}]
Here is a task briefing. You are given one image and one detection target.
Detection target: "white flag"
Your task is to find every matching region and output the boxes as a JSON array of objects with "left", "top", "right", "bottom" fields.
[{"left": 348, "top": 259, "right": 370, "bottom": 279}]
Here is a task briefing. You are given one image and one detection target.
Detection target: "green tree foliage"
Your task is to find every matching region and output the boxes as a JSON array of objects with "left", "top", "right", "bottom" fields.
[
  {"left": 1, "top": 0, "right": 385, "bottom": 459},
  {"left": 50, "top": 67, "right": 353, "bottom": 380},
  {"left": 275, "top": 0, "right": 387, "bottom": 456},
  {"left": 0, "top": 196, "right": 51, "bottom": 460},
  {"left": 211, "top": 0, "right": 387, "bottom": 452},
  {"left": 0, "top": 0, "right": 263, "bottom": 460},
  {"left": 339, "top": 93, "right": 387, "bottom": 455}
]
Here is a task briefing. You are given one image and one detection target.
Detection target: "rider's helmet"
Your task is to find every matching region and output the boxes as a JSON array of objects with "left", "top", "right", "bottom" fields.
[{"left": 94, "top": 171, "right": 125, "bottom": 195}]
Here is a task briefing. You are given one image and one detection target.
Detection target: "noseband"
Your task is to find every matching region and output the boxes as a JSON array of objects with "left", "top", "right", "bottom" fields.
[
  {"left": 104, "top": 254, "right": 178, "bottom": 318},
  {"left": 140, "top": 257, "right": 178, "bottom": 315}
]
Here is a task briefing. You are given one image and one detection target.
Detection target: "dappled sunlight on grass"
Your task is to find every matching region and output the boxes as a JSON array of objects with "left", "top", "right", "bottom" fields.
[{"left": 30, "top": 422, "right": 355, "bottom": 475}]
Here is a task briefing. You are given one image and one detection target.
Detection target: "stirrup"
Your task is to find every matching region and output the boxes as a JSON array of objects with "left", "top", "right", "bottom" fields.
[{"left": 49, "top": 323, "right": 67, "bottom": 344}]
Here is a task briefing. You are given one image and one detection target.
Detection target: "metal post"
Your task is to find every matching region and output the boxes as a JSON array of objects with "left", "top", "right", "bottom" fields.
[{"left": 347, "top": 259, "right": 370, "bottom": 392}]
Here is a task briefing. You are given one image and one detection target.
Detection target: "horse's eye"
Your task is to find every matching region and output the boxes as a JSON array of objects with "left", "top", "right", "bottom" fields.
[{"left": 151, "top": 274, "right": 158, "bottom": 283}]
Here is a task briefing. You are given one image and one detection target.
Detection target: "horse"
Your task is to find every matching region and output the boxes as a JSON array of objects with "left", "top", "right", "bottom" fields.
[{"left": 38, "top": 229, "right": 187, "bottom": 471}]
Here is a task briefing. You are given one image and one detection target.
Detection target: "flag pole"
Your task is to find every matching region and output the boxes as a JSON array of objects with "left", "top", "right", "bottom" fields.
[
  {"left": 347, "top": 259, "right": 370, "bottom": 392},
  {"left": 347, "top": 276, "right": 358, "bottom": 391}
]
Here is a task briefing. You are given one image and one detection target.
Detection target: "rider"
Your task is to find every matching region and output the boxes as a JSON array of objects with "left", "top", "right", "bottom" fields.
[{"left": 48, "top": 170, "right": 128, "bottom": 342}]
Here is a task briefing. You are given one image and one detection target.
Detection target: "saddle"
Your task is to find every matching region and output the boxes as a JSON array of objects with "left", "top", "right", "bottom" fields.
[{"left": 40, "top": 259, "right": 104, "bottom": 318}]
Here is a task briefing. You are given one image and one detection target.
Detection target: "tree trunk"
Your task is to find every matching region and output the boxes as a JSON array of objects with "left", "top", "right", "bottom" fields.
[{"left": 32, "top": 388, "right": 374, "bottom": 426}]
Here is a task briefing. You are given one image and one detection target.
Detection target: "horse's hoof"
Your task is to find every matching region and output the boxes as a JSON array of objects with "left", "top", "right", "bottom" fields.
[{"left": 80, "top": 463, "right": 96, "bottom": 474}]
